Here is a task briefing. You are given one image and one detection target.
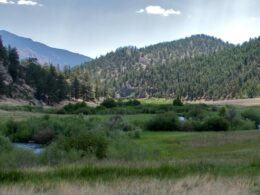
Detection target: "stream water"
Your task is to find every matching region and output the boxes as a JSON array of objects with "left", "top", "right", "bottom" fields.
[{"left": 12, "top": 143, "right": 45, "bottom": 154}]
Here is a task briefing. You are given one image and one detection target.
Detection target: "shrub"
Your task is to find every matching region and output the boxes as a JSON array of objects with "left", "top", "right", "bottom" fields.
[
  {"left": 181, "top": 120, "right": 203, "bottom": 131},
  {"left": 226, "top": 106, "right": 238, "bottom": 122},
  {"left": 73, "top": 107, "right": 92, "bottom": 115},
  {"left": 122, "top": 123, "right": 134, "bottom": 132},
  {"left": 0, "top": 135, "right": 12, "bottom": 151},
  {"left": 60, "top": 102, "right": 93, "bottom": 115},
  {"left": 33, "top": 128, "right": 55, "bottom": 144},
  {"left": 106, "top": 115, "right": 135, "bottom": 131},
  {"left": 5, "top": 120, "right": 19, "bottom": 137},
  {"left": 173, "top": 97, "right": 183, "bottom": 106},
  {"left": 234, "top": 119, "right": 255, "bottom": 130},
  {"left": 241, "top": 110, "right": 260, "bottom": 126},
  {"left": 57, "top": 108, "right": 66, "bottom": 114},
  {"left": 187, "top": 107, "right": 207, "bottom": 120},
  {"left": 218, "top": 107, "right": 226, "bottom": 117},
  {"left": 146, "top": 112, "right": 179, "bottom": 131},
  {"left": 43, "top": 114, "right": 50, "bottom": 120},
  {"left": 202, "top": 116, "right": 229, "bottom": 131},
  {"left": 125, "top": 99, "right": 141, "bottom": 106},
  {"left": 56, "top": 132, "right": 108, "bottom": 159},
  {"left": 4, "top": 120, "right": 32, "bottom": 142},
  {"left": 101, "top": 98, "right": 117, "bottom": 108},
  {"left": 95, "top": 137, "right": 108, "bottom": 159}
]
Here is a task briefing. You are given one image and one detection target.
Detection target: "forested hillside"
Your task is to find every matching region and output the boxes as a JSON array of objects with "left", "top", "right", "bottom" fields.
[
  {"left": 0, "top": 37, "right": 94, "bottom": 104},
  {"left": 76, "top": 35, "right": 260, "bottom": 100}
]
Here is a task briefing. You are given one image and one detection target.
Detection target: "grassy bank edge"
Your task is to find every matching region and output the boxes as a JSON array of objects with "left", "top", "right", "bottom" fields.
[{"left": 0, "top": 161, "right": 259, "bottom": 184}]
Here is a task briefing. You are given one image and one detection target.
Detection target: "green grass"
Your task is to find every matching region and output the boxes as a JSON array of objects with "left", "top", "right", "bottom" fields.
[
  {"left": 134, "top": 130, "right": 260, "bottom": 161},
  {"left": 0, "top": 129, "right": 258, "bottom": 183},
  {"left": 0, "top": 110, "right": 45, "bottom": 121},
  {"left": 0, "top": 109, "right": 154, "bottom": 127},
  {"left": 0, "top": 161, "right": 259, "bottom": 184},
  {"left": 138, "top": 98, "right": 172, "bottom": 105}
]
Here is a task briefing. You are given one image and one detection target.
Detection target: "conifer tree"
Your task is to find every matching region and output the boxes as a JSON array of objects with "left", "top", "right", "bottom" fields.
[{"left": 8, "top": 47, "right": 19, "bottom": 82}]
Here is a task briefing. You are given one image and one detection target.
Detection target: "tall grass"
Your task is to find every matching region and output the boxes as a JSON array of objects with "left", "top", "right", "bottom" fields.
[
  {"left": 0, "top": 176, "right": 255, "bottom": 195},
  {"left": 0, "top": 161, "right": 259, "bottom": 183}
]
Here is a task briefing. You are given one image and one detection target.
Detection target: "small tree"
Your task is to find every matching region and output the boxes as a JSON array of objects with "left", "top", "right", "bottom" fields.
[
  {"left": 173, "top": 96, "right": 183, "bottom": 106},
  {"left": 71, "top": 77, "right": 80, "bottom": 99},
  {"left": 8, "top": 47, "right": 20, "bottom": 82},
  {"left": 101, "top": 98, "right": 117, "bottom": 108}
]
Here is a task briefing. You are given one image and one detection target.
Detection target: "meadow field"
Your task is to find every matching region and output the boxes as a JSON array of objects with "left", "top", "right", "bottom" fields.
[{"left": 0, "top": 99, "right": 259, "bottom": 194}]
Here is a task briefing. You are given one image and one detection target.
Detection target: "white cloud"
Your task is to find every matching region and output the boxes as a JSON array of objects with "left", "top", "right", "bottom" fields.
[
  {"left": 136, "top": 9, "right": 144, "bottom": 14},
  {"left": 17, "top": 0, "right": 38, "bottom": 6},
  {"left": 137, "top": 5, "right": 181, "bottom": 17},
  {"left": 0, "top": 0, "right": 15, "bottom": 4},
  {"left": 0, "top": 0, "right": 41, "bottom": 6}
]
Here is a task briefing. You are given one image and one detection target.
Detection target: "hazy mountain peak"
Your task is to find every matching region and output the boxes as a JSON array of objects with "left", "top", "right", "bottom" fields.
[{"left": 0, "top": 30, "right": 92, "bottom": 68}]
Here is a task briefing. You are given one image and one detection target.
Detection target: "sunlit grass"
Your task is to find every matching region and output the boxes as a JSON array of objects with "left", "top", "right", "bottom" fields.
[
  {"left": 138, "top": 98, "right": 172, "bottom": 105},
  {"left": 134, "top": 130, "right": 260, "bottom": 161}
]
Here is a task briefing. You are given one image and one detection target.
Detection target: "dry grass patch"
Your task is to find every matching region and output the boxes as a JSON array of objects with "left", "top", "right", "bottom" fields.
[
  {"left": 189, "top": 98, "right": 260, "bottom": 106},
  {"left": 0, "top": 176, "right": 256, "bottom": 195}
]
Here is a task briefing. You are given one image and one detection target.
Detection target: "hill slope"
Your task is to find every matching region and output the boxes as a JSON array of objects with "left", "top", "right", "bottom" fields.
[
  {"left": 0, "top": 30, "right": 92, "bottom": 68},
  {"left": 76, "top": 34, "right": 260, "bottom": 99}
]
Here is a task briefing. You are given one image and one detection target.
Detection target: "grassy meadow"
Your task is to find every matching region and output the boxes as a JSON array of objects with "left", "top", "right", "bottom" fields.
[{"left": 0, "top": 99, "right": 259, "bottom": 194}]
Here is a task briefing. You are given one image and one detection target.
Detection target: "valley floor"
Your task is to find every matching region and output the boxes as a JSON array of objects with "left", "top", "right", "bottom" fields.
[{"left": 0, "top": 103, "right": 259, "bottom": 194}]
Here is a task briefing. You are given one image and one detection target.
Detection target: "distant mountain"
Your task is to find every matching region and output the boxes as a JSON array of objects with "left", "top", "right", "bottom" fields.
[
  {"left": 76, "top": 34, "right": 249, "bottom": 99},
  {"left": 0, "top": 30, "right": 92, "bottom": 68}
]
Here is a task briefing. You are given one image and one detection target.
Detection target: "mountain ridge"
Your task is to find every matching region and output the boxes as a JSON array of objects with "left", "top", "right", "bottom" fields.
[{"left": 0, "top": 30, "right": 92, "bottom": 68}]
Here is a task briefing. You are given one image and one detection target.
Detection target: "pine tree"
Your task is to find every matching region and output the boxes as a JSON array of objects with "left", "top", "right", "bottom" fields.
[
  {"left": 0, "top": 37, "right": 8, "bottom": 66},
  {"left": 80, "top": 71, "right": 94, "bottom": 100},
  {"left": 71, "top": 77, "right": 80, "bottom": 99},
  {"left": 8, "top": 47, "right": 19, "bottom": 82},
  {"left": 56, "top": 74, "right": 68, "bottom": 101},
  {"left": 94, "top": 80, "right": 101, "bottom": 100},
  {"left": 0, "top": 71, "right": 5, "bottom": 95},
  {"left": 63, "top": 65, "right": 71, "bottom": 78}
]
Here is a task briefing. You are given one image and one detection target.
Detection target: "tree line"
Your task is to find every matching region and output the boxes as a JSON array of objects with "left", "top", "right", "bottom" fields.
[{"left": 0, "top": 37, "right": 96, "bottom": 104}]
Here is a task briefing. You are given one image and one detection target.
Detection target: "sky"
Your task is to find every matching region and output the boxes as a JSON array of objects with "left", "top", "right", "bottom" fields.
[{"left": 0, "top": 0, "right": 260, "bottom": 58}]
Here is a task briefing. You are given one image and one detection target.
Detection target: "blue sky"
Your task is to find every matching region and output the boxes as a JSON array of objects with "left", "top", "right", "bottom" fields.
[{"left": 1, "top": 0, "right": 260, "bottom": 58}]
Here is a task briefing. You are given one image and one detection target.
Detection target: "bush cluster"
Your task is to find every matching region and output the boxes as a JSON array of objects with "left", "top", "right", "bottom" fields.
[
  {"left": 241, "top": 110, "right": 260, "bottom": 126},
  {"left": 146, "top": 112, "right": 179, "bottom": 131},
  {"left": 101, "top": 98, "right": 141, "bottom": 108},
  {"left": 58, "top": 102, "right": 93, "bottom": 115},
  {"left": 146, "top": 105, "right": 258, "bottom": 132},
  {"left": 55, "top": 132, "right": 108, "bottom": 159},
  {"left": 147, "top": 113, "right": 230, "bottom": 132}
]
